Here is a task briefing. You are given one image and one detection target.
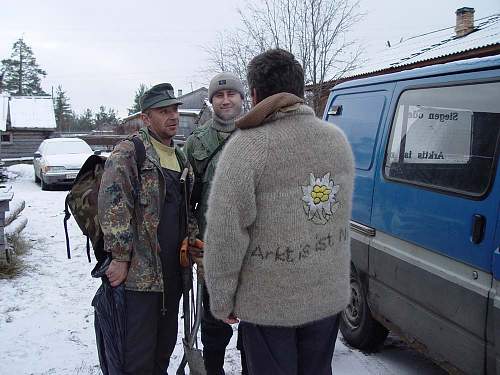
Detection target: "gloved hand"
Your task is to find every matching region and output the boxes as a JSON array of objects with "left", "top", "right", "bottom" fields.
[
  {"left": 187, "top": 216, "right": 200, "bottom": 246},
  {"left": 179, "top": 238, "right": 204, "bottom": 270}
]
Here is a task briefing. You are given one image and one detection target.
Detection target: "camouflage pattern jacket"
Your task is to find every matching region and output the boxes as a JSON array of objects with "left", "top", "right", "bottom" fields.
[
  {"left": 184, "top": 120, "right": 231, "bottom": 237},
  {"left": 98, "top": 128, "right": 193, "bottom": 292}
]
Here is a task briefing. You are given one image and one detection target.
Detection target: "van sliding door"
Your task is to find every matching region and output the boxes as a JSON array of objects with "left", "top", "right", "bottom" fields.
[
  {"left": 324, "top": 83, "right": 395, "bottom": 272},
  {"left": 370, "top": 75, "right": 500, "bottom": 374}
]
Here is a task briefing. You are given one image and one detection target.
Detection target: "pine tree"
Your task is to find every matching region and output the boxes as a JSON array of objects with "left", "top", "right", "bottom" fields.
[
  {"left": 95, "top": 106, "right": 120, "bottom": 130},
  {"left": 54, "top": 85, "right": 73, "bottom": 132},
  {"left": 73, "top": 109, "right": 95, "bottom": 132},
  {"left": 128, "top": 83, "right": 149, "bottom": 115},
  {"left": 1, "top": 38, "right": 47, "bottom": 96}
]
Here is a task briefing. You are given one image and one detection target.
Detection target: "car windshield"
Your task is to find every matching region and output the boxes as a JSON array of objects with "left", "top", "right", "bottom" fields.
[{"left": 44, "top": 141, "right": 92, "bottom": 155}]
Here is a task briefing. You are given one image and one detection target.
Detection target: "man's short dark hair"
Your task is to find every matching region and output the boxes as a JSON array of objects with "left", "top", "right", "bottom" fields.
[{"left": 247, "top": 49, "right": 304, "bottom": 103}]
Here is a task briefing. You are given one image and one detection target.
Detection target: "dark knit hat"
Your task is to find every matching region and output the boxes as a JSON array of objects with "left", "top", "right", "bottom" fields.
[
  {"left": 208, "top": 73, "right": 245, "bottom": 103},
  {"left": 141, "top": 83, "right": 183, "bottom": 112}
]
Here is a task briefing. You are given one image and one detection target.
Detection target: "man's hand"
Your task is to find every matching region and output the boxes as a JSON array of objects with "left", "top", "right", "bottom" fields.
[
  {"left": 224, "top": 313, "right": 239, "bottom": 324},
  {"left": 105, "top": 260, "right": 129, "bottom": 287}
]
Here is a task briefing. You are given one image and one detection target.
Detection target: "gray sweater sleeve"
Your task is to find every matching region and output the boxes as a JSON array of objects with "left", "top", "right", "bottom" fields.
[{"left": 203, "top": 129, "right": 267, "bottom": 320}]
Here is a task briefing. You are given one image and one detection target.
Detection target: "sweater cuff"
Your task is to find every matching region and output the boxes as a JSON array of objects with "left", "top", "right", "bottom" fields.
[{"left": 209, "top": 295, "right": 234, "bottom": 321}]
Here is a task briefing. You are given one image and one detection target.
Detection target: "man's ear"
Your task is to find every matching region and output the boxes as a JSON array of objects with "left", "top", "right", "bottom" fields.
[
  {"left": 251, "top": 88, "right": 258, "bottom": 107},
  {"left": 141, "top": 112, "right": 150, "bottom": 126}
]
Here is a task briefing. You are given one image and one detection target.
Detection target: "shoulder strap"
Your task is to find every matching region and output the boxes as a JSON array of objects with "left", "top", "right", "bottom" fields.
[
  {"left": 131, "top": 136, "right": 146, "bottom": 173},
  {"left": 190, "top": 133, "right": 232, "bottom": 207},
  {"left": 201, "top": 134, "right": 232, "bottom": 176}
]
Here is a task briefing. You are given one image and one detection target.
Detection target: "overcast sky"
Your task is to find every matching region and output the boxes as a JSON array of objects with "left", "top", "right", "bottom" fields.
[{"left": 1, "top": 0, "right": 499, "bottom": 117}]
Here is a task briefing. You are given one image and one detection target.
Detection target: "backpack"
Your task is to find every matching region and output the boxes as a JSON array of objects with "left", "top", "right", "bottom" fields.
[{"left": 63, "top": 136, "right": 146, "bottom": 270}]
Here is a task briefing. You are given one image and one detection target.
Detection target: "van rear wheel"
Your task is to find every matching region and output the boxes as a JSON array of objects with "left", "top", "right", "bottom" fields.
[{"left": 340, "top": 267, "right": 389, "bottom": 351}]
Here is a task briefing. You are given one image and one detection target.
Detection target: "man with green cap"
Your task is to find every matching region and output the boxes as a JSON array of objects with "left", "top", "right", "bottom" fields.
[
  {"left": 184, "top": 72, "right": 247, "bottom": 375},
  {"left": 98, "top": 83, "right": 194, "bottom": 374}
]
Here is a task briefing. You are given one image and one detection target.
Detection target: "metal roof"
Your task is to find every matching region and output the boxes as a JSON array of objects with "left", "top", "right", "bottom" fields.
[
  {"left": 345, "top": 13, "right": 500, "bottom": 79},
  {"left": 9, "top": 96, "right": 57, "bottom": 129},
  {"left": 333, "top": 54, "right": 500, "bottom": 90}
]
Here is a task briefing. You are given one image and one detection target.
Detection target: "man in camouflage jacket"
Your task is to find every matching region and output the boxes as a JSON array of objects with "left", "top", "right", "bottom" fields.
[
  {"left": 98, "top": 83, "right": 193, "bottom": 374},
  {"left": 184, "top": 72, "right": 247, "bottom": 375}
]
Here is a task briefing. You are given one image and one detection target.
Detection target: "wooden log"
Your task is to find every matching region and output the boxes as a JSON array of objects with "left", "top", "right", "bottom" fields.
[
  {"left": 5, "top": 216, "right": 28, "bottom": 239},
  {"left": 5, "top": 199, "right": 25, "bottom": 227}
]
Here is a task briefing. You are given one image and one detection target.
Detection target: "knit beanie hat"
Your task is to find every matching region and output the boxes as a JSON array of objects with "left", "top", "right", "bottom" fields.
[{"left": 208, "top": 72, "right": 245, "bottom": 103}]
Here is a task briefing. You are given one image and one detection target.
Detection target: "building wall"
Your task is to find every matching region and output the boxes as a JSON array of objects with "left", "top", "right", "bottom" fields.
[
  {"left": 1, "top": 130, "right": 53, "bottom": 159},
  {"left": 179, "top": 88, "right": 208, "bottom": 110}
]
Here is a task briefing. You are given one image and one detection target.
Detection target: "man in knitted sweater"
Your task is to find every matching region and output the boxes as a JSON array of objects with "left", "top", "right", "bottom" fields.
[
  {"left": 203, "top": 49, "right": 355, "bottom": 375},
  {"left": 184, "top": 73, "right": 247, "bottom": 375}
]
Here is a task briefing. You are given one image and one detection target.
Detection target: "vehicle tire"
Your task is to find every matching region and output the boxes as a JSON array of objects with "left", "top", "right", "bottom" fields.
[
  {"left": 340, "top": 266, "right": 389, "bottom": 351},
  {"left": 41, "top": 174, "right": 51, "bottom": 191}
]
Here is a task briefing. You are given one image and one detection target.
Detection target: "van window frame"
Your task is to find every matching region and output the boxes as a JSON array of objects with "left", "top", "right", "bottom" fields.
[{"left": 382, "top": 77, "right": 500, "bottom": 201}]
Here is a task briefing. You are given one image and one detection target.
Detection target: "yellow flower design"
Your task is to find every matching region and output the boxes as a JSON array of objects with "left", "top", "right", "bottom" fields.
[{"left": 301, "top": 173, "right": 340, "bottom": 225}]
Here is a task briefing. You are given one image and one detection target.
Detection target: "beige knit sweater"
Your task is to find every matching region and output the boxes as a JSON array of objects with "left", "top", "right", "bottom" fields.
[{"left": 203, "top": 93, "right": 354, "bottom": 327}]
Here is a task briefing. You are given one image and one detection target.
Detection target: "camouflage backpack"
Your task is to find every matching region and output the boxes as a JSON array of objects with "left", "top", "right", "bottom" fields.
[{"left": 63, "top": 137, "right": 146, "bottom": 270}]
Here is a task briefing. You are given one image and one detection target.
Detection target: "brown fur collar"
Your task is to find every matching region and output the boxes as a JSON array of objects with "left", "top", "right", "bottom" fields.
[{"left": 236, "top": 93, "right": 304, "bottom": 129}]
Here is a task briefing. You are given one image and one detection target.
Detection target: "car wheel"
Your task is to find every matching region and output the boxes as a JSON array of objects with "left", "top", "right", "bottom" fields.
[
  {"left": 41, "top": 174, "right": 51, "bottom": 191},
  {"left": 340, "top": 266, "right": 389, "bottom": 351}
]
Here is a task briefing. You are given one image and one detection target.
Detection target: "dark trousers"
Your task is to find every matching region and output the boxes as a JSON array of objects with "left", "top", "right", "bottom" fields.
[
  {"left": 240, "top": 314, "right": 340, "bottom": 375},
  {"left": 201, "top": 284, "right": 234, "bottom": 375},
  {"left": 123, "top": 287, "right": 182, "bottom": 375}
]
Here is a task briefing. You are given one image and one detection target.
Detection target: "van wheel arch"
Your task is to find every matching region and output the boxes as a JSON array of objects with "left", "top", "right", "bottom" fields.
[{"left": 340, "top": 264, "right": 389, "bottom": 351}]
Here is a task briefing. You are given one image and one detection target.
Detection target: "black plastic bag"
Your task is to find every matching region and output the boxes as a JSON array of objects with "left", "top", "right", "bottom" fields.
[{"left": 91, "top": 258, "right": 126, "bottom": 375}]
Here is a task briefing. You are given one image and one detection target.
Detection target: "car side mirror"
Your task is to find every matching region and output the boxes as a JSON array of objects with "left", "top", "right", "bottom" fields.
[
  {"left": 33, "top": 152, "right": 42, "bottom": 159},
  {"left": 93, "top": 150, "right": 102, "bottom": 156}
]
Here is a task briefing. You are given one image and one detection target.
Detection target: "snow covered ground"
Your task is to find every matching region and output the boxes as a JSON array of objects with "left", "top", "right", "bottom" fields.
[{"left": 0, "top": 164, "right": 448, "bottom": 375}]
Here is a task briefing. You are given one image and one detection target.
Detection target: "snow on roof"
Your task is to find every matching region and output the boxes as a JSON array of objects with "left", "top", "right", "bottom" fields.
[
  {"left": 179, "top": 109, "right": 201, "bottom": 115},
  {"left": 1, "top": 94, "right": 9, "bottom": 132},
  {"left": 345, "top": 13, "right": 500, "bottom": 79},
  {"left": 9, "top": 96, "right": 57, "bottom": 129}
]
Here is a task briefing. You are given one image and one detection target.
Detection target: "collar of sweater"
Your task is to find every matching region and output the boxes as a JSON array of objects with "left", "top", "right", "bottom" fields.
[
  {"left": 210, "top": 112, "right": 237, "bottom": 133},
  {"left": 236, "top": 93, "right": 305, "bottom": 129}
]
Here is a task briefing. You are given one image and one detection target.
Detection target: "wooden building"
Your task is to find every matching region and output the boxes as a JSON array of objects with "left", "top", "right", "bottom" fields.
[
  {"left": 0, "top": 95, "right": 56, "bottom": 160},
  {"left": 178, "top": 87, "right": 208, "bottom": 111}
]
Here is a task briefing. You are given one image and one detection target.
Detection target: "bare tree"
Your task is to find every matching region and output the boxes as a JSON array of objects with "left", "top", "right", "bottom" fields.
[{"left": 205, "top": 0, "right": 363, "bottom": 114}]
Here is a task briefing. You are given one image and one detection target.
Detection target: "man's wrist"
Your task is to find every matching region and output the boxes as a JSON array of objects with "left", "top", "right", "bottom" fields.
[{"left": 111, "top": 252, "right": 131, "bottom": 262}]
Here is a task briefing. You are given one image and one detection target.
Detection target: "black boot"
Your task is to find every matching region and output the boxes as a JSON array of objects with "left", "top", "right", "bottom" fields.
[{"left": 203, "top": 349, "right": 226, "bottom": 375}]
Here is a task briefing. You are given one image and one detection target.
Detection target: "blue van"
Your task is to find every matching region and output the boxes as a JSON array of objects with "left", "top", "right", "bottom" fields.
[{"left": 324, "top": 55, "right": 500, "bottom": 374}]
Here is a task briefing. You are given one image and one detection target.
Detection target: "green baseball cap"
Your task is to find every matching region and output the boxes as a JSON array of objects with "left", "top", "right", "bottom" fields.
[{"left": 140, "top": 83, "right": 183, "bottom": 112}]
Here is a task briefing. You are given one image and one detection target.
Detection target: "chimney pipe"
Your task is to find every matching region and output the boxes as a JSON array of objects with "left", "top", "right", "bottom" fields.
[
  {"left": 178, "top": 89, "right": 183, "bottom": 97},
  {"left": 455, "top": 7, "right": 475, "bottom": 38}
]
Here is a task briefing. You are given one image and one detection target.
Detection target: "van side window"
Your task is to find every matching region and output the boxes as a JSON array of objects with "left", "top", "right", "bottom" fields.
[
  {"left": 327, "top": 93, "right": 386, "bottom": 171},
  {"left": 384, "top": 82, "right": 500, "bottom": 197}
]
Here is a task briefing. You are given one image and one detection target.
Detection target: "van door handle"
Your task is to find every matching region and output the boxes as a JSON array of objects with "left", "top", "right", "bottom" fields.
[{"left": 471, "top": 214, "right": 486, "bottom": 244}]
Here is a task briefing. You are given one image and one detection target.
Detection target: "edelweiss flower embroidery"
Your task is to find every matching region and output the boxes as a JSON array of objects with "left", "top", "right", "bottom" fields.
[{"left": 301, "top": 173, "right": 340, "bottom": 225}]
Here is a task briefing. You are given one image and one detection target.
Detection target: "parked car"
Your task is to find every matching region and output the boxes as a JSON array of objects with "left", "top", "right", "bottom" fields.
[
  {"left": 33, "top": 138, "right": 96, "bottom": 190},
  {"left": 324, "top": 55, "right": 500, "bottom": 374}
]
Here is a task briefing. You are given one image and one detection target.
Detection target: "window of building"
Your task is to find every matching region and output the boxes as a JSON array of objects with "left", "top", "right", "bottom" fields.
[
  {"left": 1, "top": 132, "right": 13, "bottom": 144},
  {"left": 384, "top": 81, "right": 500, "bottom": 197}
]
